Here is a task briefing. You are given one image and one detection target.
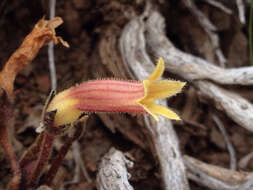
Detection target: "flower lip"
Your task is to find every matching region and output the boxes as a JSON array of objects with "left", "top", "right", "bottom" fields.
[
  {"left": 136, "top": 58, "right": 185, "bottom": 121},
  {"left": 46, "top": 58, "right": 186, "bottom": 126}
]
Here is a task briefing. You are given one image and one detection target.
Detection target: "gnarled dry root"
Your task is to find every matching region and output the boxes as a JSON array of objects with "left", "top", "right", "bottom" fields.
[{"left": 96, "top": 148, "right": 134, "bottom": 190}]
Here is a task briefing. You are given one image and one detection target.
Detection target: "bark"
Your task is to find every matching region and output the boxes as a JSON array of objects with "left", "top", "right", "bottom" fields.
[{"left": 96, "top": 148, "right": 134, "bottom": 190}]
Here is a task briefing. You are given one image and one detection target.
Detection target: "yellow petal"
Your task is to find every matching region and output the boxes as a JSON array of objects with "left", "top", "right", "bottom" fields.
[
  {"left": 47, "top": 89, "right": 83, "bottom": 126},
  {"left": 137, "top": 58, "right": 184, "bottom": 121},
  {"left": 148, "top": 104, "right": 181, "bottom": 120},
  {"left": 137, "top": 99, "right": 159, "bottom": 121},
  {"left": 145, "top": 80, "right": 186, "bottom": 99},
  {"left": 148, "top": 58, "right": 165, "bottom": 81}
]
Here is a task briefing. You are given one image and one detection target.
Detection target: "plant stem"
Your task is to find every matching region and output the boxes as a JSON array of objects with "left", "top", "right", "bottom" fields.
[
  {"left": 19, "top": 132, "right": 45, "bottom": 168},
  {"left": 0, "top": 90, "right": 21, "bottom": 190},
  {"left": 44, "top": 128, "right": 81, "bottom": 185},
  {"left": 0, "top": 124, "right": 22, "bottom": 190},
  {"left": 28, "top": 132, "right": 55, "bottom": 188},
  {"left": 44, "top": 118, "right": 87, "bottom": 186}
]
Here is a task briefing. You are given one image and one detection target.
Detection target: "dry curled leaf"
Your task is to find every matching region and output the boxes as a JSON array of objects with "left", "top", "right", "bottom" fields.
[{"left": 0, "top": 17, "right": 69, "bottom": 98}]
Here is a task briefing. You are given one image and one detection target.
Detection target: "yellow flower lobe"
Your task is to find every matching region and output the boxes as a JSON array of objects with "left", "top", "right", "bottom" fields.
[
  {"left": 47, "top": 89, "right": 83, "bottom": 126},
  {"left": 137, "top": 58, "right": 185, "bottom": 121}
]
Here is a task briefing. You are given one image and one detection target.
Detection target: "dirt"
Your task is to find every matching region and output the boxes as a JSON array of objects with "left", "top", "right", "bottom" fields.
[{"left": 0, "top": 0, "right": 252, "bottom": 190}]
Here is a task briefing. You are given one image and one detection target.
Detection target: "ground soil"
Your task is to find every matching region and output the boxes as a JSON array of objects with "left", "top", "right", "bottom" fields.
[{"left": 0, "top": 1, "right": 252, "bottom": 190}]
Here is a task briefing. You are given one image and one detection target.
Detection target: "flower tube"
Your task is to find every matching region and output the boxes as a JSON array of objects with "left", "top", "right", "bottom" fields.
[{"left": 47, "top": 58, "right": 186, "bottom": 126}]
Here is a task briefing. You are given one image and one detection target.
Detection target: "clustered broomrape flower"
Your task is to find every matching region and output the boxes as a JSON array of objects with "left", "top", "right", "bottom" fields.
[{"left": 47, "top": 58, "right": 186, "bottom": 126}]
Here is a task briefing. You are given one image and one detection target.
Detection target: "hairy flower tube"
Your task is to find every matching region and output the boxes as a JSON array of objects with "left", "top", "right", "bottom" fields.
[{"left": 47, "top": 58, "right": 186, "bottom": 126}]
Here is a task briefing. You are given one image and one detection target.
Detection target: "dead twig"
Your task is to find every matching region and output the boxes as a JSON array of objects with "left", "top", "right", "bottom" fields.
[
  {"left": 196, "top": 81, "right": 253, "bottom": 133},
  {"left": 61, "top": 161, "right": 80, "bottom": 190},
  {"left": 203, "top": 0, "right": 232, "bottom": 14},
  {"left": 211, "top": 114, "right": 237, "bottom": 170},
  {"left": 236, "top": 0, "right": 246, "bottom": 24},
  {"left": 187, "top": 162, "right": 236, "bottom": 190},
  {"left": 48, "top": 0, "right": 57, "bottom": 91},
  {"left": 60, "top": 140, "right": 92, "bottom": 190},
  {"left": 184, "top": 0, "right": 226, "bottom": 67},
  {"left": 236, "top": 176, "right": 253, "bottom": 190},
  {"left": 187, "top": 165, "right": 235, "bottom": 190},
  {"left": 146, "top": 12, "right": 253, "bottom": 86},
  {"left": 239, "top": 151, "right": 253, "bottom": 169},
  {"left": 72, "top": 141, "right": 92, "bottom": 183},
  {"left": 145, "top": 11, "right": 253, "bottom": 133},
  {"left": 185, "top": 155, "right": 253, "bottom": 190},
  {"left": 96, "top": 148, "right": 134, "bottom": 190},
  {"left": 184, "top": 156, "right": 253, "bottom": 185},
  {"left": 187, "top": 162, "right": 253, "bottom": 190}
]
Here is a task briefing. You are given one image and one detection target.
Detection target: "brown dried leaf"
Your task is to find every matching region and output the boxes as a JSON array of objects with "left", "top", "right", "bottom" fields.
[{"left": 0, "top": 17, "right": 68, "bottom": 98}]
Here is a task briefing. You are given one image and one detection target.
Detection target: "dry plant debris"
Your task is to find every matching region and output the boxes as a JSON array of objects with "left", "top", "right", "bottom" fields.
[
  {"left": 96, "top": 148, "right": 134, "bottom": 190},
  {"left": 1, "top": 1, "right": 253, "bottom": 190},
  {"left": 0, "top": 17, "right": 68, "bottom": 98},
  {"left": 0, "top": 16, "right": 69, "bottom": 190}
]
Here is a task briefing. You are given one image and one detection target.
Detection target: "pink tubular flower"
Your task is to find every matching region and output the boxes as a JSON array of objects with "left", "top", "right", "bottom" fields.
[{"left": 47, "top": 58, "right": 186, "bottom": 126}]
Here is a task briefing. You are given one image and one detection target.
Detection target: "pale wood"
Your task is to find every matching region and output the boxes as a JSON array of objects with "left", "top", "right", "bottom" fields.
[
  {"left": 196, "top": 81, "right": 253, "bottom": 132},
  {"left": 146, "top": 11, "right": 253, "bottom": 133},
  {"left": 184, "top": 155, "right": 253, "bottom": 190},
  {"left": 96, "top": 148, "right": 134, "bottom": 190},
  {"left": 119, "top": 10, "right": 190, "bottom": 190},
  {"left": 146, "top": 12, "right": 253, "bottom": 86}
]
